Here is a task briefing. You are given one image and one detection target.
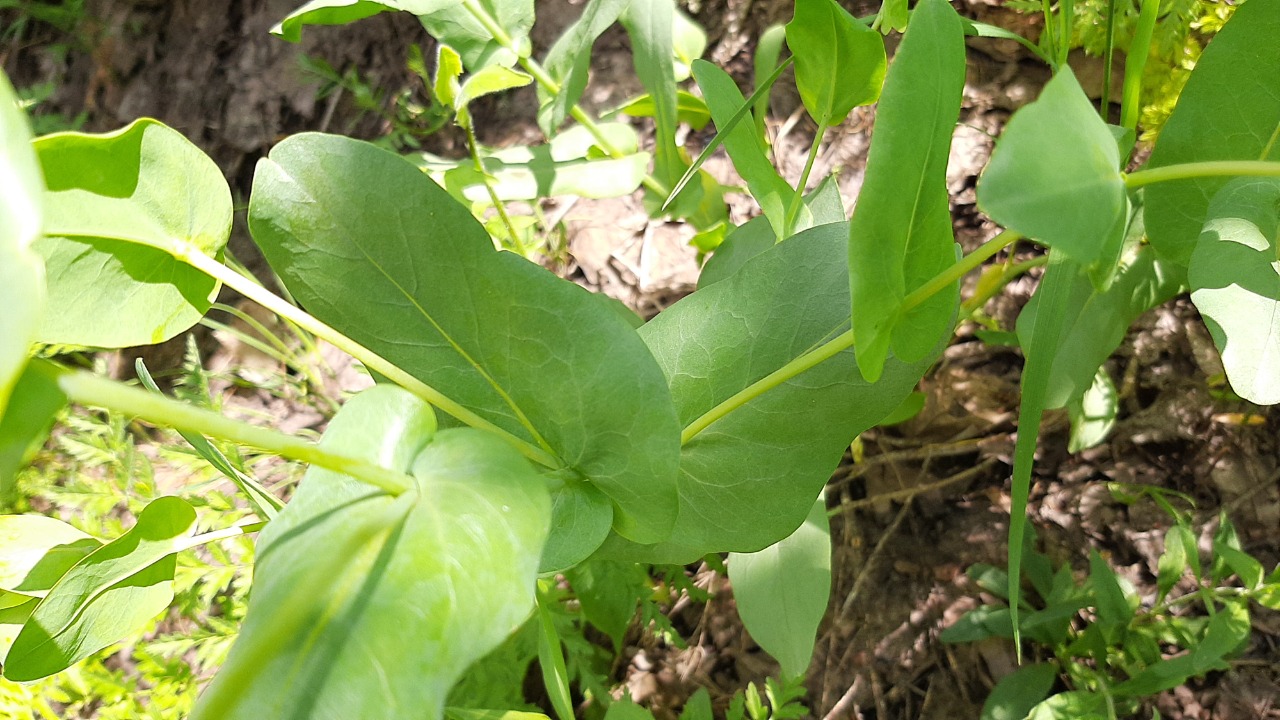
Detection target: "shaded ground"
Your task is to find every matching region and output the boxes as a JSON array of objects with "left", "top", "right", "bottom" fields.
[{"left": 5, "top": 1, "right": 1278, "bottom": 718}]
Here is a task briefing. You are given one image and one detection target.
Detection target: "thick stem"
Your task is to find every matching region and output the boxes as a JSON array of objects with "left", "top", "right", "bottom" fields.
[
  {"left": 172, "top": 241, "right": 560, "bottom": 469},
  {"left": 34, "top": 360, "right": 415, "bottom": 496},
  {"left": 1124, "top": 160, "right": 1280, "bottom": 188},
  {"left": 680, "top": 230, "right": 1021, "bottom": 444}
]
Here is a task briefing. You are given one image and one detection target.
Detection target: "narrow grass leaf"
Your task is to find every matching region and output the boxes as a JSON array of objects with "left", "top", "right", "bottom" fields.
[
  {"left": 4, "top": 496, "right": 197, "bottom": 681},
  {"left": 1189, "top": 177, "right": 1280, "bottom": 405},
  {"left": 848, "top": 0, "right": 964, "bottom": 381},
  {"left": 729, "top": 495, "right": 831, "bottom": 679},
  {"left": 977, "top": 68, "right": 1124, "bottom": 265},
  {"left": 786, "top": 0, "right": 886, "bottom": 125},
  {"left": 250, "top": 134, "right": 680, "bottom": 543},
  {"left": 194, "top": 386, "right": 550, "bottom": 719},
  {"left": 34, "top": 119, "right": 231, "bottom": 348},
  {"left": 621, "top": 0, "right": 682, "bottom": 187},
  {"left": 1144, "top": 0, "right": 1280, "bottom": 265},
  {"left": 0, "top": 72, "right": 45, "bottom": 417}
]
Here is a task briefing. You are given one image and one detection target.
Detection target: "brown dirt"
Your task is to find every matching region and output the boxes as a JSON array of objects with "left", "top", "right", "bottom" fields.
[{"left": 6, "top": 1, "right": 1278, "bottom": 718}]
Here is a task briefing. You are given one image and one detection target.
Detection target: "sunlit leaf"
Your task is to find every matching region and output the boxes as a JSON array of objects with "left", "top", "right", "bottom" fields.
[{"left": 786, "top": 0, "right": 886, "bottom": 125}]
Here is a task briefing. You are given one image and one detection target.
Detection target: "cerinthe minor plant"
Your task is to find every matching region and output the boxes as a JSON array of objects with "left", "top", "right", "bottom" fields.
[{"left": 1, "top": 0, "right": 1279, "bottom": 717}]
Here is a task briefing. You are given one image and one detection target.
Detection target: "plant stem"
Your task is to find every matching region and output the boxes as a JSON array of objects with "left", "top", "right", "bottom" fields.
[
  {"left": 1120, "top": 0, "right": 1160, "bottom": 131},
  {"left": 179, "top": 521, "right": 268, "bottom": 551},
  {"left": 1124, "top": 160, "right": 1280, "bottom": 188},
  {"left": 784, "top": 120, "right": 828, "bottom": 237},
  {"left": 680, "top": 230, "right": 1021, "bottom": 443},
  {"left": 958, "top": 255, "right": 1048, "bottom": 319},
  {"left": 170, "top": 241, "right": 560, "bottom": 469},
  {"left": 459, "top": 0, "right": 669, "bottom": 197},
  {"left": 33, "top": 360, "right": 415, "bottom": 496},
  {"left": 463, "top": 119, "right": 528, "bottom": 255}
]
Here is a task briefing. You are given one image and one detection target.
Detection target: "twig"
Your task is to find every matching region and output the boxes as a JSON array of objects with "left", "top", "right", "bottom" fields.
[{"left": 833, "top": 459, "right": 998, "bottom": 513}]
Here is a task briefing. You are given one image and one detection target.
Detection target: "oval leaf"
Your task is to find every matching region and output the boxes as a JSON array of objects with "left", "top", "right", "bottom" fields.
[
  {"left": 848, "top": 0, "right": 964, "bottom": 382},
  {"left": 272, "top": 0, "right": 465, "bottom": 42},
  {"left": 193, "top": 386, "right": 550, "bottom": 719},
  {"left": 729, "top": 495, "right": 831, "bottom": 679},
  {"left": 249, "top": 133, "right": 680, "bottom": 543},
  {"left": 0, "top": 71, "right": 45, "bottom": 417},
  {"left": 3, "top": 496, "right": 196, "bottom": 681},
  {"left": 1189, "top": 177, "right": 1280, "bottom": 405},
  {"left": 33, "top": 119, "right": 232, "bottom": 348},
  {"left": 977, "top": 68, "right": 1125, "bottom": 265},
  {"left": 786, "top": 0, "right": 886, "bottom": 125},
  {"left": 0, "top": 515, "right": 100, "bottom": 599},
  {"left": 537, "top": 0, "right": 631, "bottom": 135},
  {"left": 1144, "top": 0, "right": 1280, "bottom": 265}
]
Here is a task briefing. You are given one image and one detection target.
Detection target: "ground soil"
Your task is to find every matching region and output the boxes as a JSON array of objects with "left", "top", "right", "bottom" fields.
[{"left": 4, "top": 1, "right": 1278, "bottom": 718}]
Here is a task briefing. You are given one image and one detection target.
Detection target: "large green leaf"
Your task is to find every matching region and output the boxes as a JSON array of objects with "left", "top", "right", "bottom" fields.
[
  {"left": 0, "top": 515, "right": 100, "bottom": 599},
  {"left": 420, "top": 0, "right": 535, "bottom": 70},
  {"left": 537, "top": 0, "right": 631, "bottom": 135},
  {"left": 693, "top": 60, "right": 799, "bottom": 240},
  {"left": 1189, "top": 177, "right": 1280, "bottom": 405},
  {"left": 249, "top": 134, "right": 680, "bottom": 543},
  {"left": 728, "top": 495, "right": 831, "bottom": 679},
  {"left": 272, "top": 0, "right": 463, "bottom": 42},
  {"left": 977, "top": 68, "right": 1125, "bottom": 265},
  {"left": 605, "top": 223, "right": 932, "bottom": 560},
  {"left": 1016, "top": 243, "right": 1185, "bottom": 409},
  {"left": 1144, "top": 0, "right": 1280, "bottom": 265},
  {"left": 847, "top": 0, "right": 964, "bottom": 383},
  {"left": 980, "top": 663, "right": 1057, "bottom": 720},
  {"left": 0, "top": 364, "right": 67, "bottom": 503},
  {"left": 193, "top": 386, "right": 550, "bottom": 720},
  {"left": 3, "top": 496, "right": 196, "bottom": 681},
  {"left": 0, "top": 71, "right": 44, "bottom": 417},
  {"left": 786, "top": 0, "right": 886, "bottom": 125},
  {"left": 33, "top": 119, "right": 231, "bottom": 348}
]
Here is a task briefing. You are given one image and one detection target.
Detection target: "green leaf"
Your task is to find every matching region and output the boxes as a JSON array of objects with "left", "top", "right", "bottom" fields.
[
  {"left": 1016, "top": 243, "right": 1186, "bottom": 410},
  {"left": 0, "top": 594, "right": 35, "bottom": 661},
  {"left": 679, "top": 688, "right": 714, "bottom": 720},
  {"left": 1087, "top": 549, "right": 1133, "bottom": 640},
  {"left": 1026, "top": 691, "right": 1109, "bottom": 720},
  {"left": 980, "top": 663, "right": 1058, "bottom": 720},
  {"left": 693, "top": 60, "right": 798, "bottom": 240},
  {"left": 605, "top": 698, "right": 657, "bottom": 720},
  {"left": 670, "top": 8, "right": 706, "bottom": 81},
  {"left": 786, "top": 0, "right": 886, "bottom": 125},
  {"left": 619, "top": 91, "right": 712, "bottom": 131},
  {"left": 1067, "top": 368, "right": 1116, "bottom": 452},
  {"left": 1156, "top": 524, "right": 1190, "bottom": 600},
  {"left": 977, "top": 68, "right": 1125, "bottom": 265},
  {"left": 0, "top": 515, "right": 100, "bottom": 599},
  {"left": 1189, "top": 177, "right": 1280, "bottom": 405},
  {"left": 940, "top": 605, "right": 1009, "bottom": 644},
  {"left": 729, "top": 495, "right": 831, "bottom": 679},
  {"left": 0, "top": 357, "right": 66, "bottom": 504},
  {"left": 876, "top": 0, "right": 908, "bottom": 33},
  {"left": 0, "top": 71, "right": 45, "bottom": 419},
  {"left": 3, "top": 495, "right": 197, "bottom": 681},
  {"left": 419, "top": 0, "right": 535, "bottom": 70},
  {"left": 249, "top": 134, "right": 680, "bottom": 543},
  {"left": 194, "top": 386, "right": 550, "bottom": 719},
  {"left": 538, "top": 0, "right": 631, "bottom": 135},
  {"left": 603, "top": 223, "right": 933, "bottom": 560},
  {"left": 434, "top": 44, "right": 464, "bottom": 109},
  {"left": 1144, "top": 0, "right": 1280, "bottom": 265},
  {"left": 33, "top": 118, "right": 232, "bottom": 348},
  {"left": 1210, "top": 515, "right": 1248, "bottom": 584},
  {"left": 271, "top": 0, "right": 463, "bottom": 42},
  {"left": 1112, "top": 601, "right": 1249, "bottom": 697},
  {"left": 536, "top": 596, "right": 574, "bottom": 720},
  {"left": 457, "top": 65, "right": 533, "bottom": 112},
  {"left": 879, "top": 391, "right": 926, "bottom": 426},
  {"left": 446, "top": 710, "right": 551, "bottom": 720},
  {"left": 540, "top": 478, "right": 613, "bottom": 573},
  {"left": 752, "top": 24, "right": 786, "bottom": 141},
  {"left": 567, "top": 560, "right": 644, "bottom": 649},
  {"left": 621, "top": 0, "right": 682, "bottom": 187},
  {"left": 848, "top": 0, "right": 964, "bottom": 382}
]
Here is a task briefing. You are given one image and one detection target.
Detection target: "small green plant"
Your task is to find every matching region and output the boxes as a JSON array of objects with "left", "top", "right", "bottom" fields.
[
  {"left": 1, "top": 0, "right": 1278, "bottom": 717},
  {"left": 944, "top": 510, "right": 1279, "bottom": 719}
]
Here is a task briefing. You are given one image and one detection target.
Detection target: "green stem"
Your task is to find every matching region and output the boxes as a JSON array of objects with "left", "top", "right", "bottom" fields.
[
  {"left": 959, "top": 255, "right": 1048, "bottom": 319},
  {"left": 463, "top": 119, "right": 528, "bottom": 255},
  {"left": 680, "top": 230, "right": 1021, "bottom": 444},
  {"left": 460, "top": 0, "right": 668, "bottom": 197},
  {"left": 784, "top": 120, "right": 828, "bottom": 237},
  {"left": 179, "top": 521, "right": 268, "bottom": 551},
  {"left": 1120, "top": 0, "right": 1159, "bottom": 131},
  {"left": 171, "top": 241, "right": 560, "bottom": 469},
  {"left": 34, "top": 360, "right": 415, "bottom": 496},
  {"left": 1124, "top": 160, "right": 1280, "bottom": 188}
]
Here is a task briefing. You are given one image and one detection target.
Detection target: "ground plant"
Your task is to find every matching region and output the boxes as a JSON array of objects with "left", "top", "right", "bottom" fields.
[{"left": 1, "top": 0, "right": 1279, "bottom": 717}]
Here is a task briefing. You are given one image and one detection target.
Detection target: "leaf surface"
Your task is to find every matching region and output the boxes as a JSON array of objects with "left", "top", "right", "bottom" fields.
[
  {"left": 786, "top": 0, "right": 886, "bottom": 125},
  {"left": 4, "top": 496, "right": 196, "bottom": 681},
  {"left": 0, "top": 71, "right": 44, "bottom": 416},
  {"left": 0, "top": 515, "right": 100, "bottom": 599},
  {"left": 194, "top": 386, "right": 550, "bottom": 720},
  {"left": 271, "top": 0, "right": 463, "bottom": 42},
  {"left": 847, "top": 0, "right": 964, "bottom": 381},
  {"left": 0, "top": 364, "right": 66, "bottom": 502},
  {"left": 249, "top": 134, "right": 680, "bottom": 543},
  {"left": 1144, "top": 0, "right": 1280, "bottom": 265},
  {"left": 1189, "top": 177, "right": 1280, "bottom": 405},
  {"left": 33, "top": 119, "right": 231, "bottom": 348},
  {"left": 538, "top": 0, "right": 632, "bottom": 135},
  {"left": 978, "top": 68, "right": 1124, "bottom": 266},
  {"left": 980, "top": 663, "right": 1057, "bottom": 720},
  {"left": 729, "top": 495, "right": 830, "bottom": 679},
  {"left": 419, "top": 0, "right": 535, "bottom": 70}
]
